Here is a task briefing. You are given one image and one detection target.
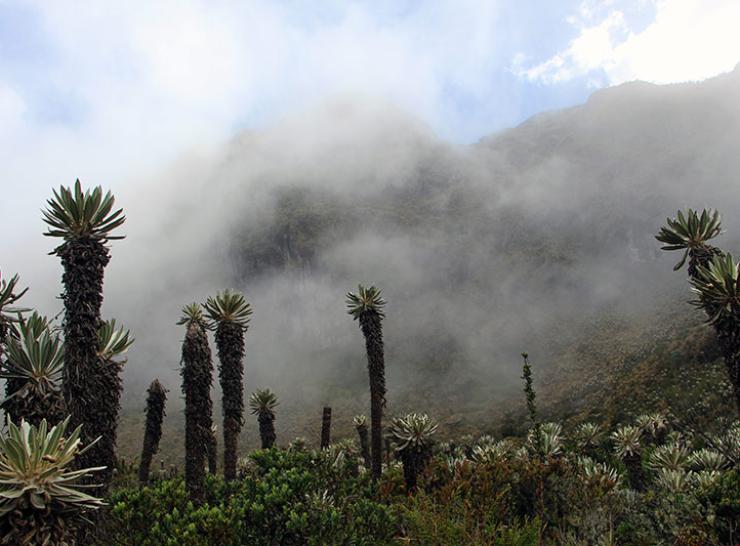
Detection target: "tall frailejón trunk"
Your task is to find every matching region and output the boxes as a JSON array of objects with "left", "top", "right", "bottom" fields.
[
  {"left": 181, "top": 321, "right": 212, "bottom": 502},
  {"left": 258, "top": 413, "right": 276, "bottom": 449},
  {"left": 59, "top": 237, "right": 109, "bottom": 464},
  {"left": 356, "top": 422, "right": 371, "bottom": 468},
  {"left": 87, "top": 358, "right": 123, "bottom": 494},
  {"left": 320, "top": 406, "right": 332, "bottom": 449},
  {"left": 207, "top": 427, "right": 218, "bottom": 474},
  {"left": 359, "top": 310, "right": 385, "bottom": 480},
  {"left": 139, "top": 379, "right": 168, "bottom": 484},
  {"left": 216, "top": 321, "right": 245, "bottom": 481}
]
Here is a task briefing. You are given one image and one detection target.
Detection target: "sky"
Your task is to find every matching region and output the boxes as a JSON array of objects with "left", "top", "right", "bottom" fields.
[{"left": 1, "top": 0, "right": 739, "bottom": 253}]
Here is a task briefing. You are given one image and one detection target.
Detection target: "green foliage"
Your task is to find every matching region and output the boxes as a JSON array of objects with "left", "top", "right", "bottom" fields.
[
  {"left": 0, "top": 417, "right": 104, "bottom": 544},
  {"left": 690, "top": 253, "right": 740, "bottom": 323},
  {"left": 177, "top": 302, "right": 208, "bottom": 327},
  {"left": 2, "top": 313, "right": 63, "bottom": 392},
  {"left": 249, "top": 388, "right": 279, "bottom": 416},
  {"left": 345, "top": 285, "right": 386, "bottom": 319},
  {"left": 389, "top": 413, "right": 438, "bottom": 452},
  {"left": 203, "top": 289, "right": 252, "bottom": 328},
  {"left": 98, "top": 319, "right": 134, "bottom": 361},
  {"left": 105, "top": 449, "right": 397, "bottom": 545},
  {"left": 42, "top": 178, "right": 125, "bottom": 245},
  {"left": 0, "top": 270, "right": 28, "bottom": 324},
  {"left": 656, "top": 208, "right": 722, "bottom": 270}
]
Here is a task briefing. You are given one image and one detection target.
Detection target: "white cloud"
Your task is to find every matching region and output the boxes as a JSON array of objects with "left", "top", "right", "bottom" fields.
[
  {"left": 516, "top": 0, "right": 740, "bottom": 86},
  {"left": 0, "top": 0, "right": 507, "bottom": 263}
]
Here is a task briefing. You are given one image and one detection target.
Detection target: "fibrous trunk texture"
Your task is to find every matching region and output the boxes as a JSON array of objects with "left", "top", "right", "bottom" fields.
[
  {"left": 84, "top": 359, "right": 123, "bottom": 496},
  {"left": 356, "top": 423, "right": 371, "bottom": 468},
  {"left": 359, "top": 310, "right": 386, "bottom": 480},
  {"left": 624, "top": 453, "right": 644, "bottom": 491},
  {"left": 59, "top": 237, "right": 109, "bottom": 462},
  {"left": 216, "top": 321, "right": 245, "bottom": 481},
  {"left": 138, "top": 379, "right": 167, "bottom": 484},
  {"left": 400, "top": 447, "right": 432, "bottom": 493},
  {"left": 258, "top": 412, "right": 276, "bottom": 449},
  {"left": 1, "top": 510, "right": 72, "bottom": 546},
  {"left": 1, "top": 379, "right": 65, "bottom": 428},
  {"left": 320, "top": 406, "right": 332, "bottom": 449},
  {"left": 207, "top": 428, "right": 218, "bottom": 474},
  {"left": 181, "top": 321, "right": 212, "bottom": 503}
]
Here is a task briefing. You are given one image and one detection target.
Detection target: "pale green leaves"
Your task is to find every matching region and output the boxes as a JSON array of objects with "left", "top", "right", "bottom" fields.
[
  {"left": 690, "top": 253, "right": 740, "bottom": 323},
  {"left": 0, "top": 417, "right": 104, "bottom": 517},
  {"left": 656, "top": 208, "right": 721, "bottom": 270},
  {"left": 98, "top": 319, "right": 134, "bottom": 362},
  {"left": 346, "top": 285, "right": 386, "bottom": 320},
  {"left": 177, "top": 302, "right": 207, "bottom": 327},
  {"left": 1, "top": 312, "right": 63, "bottom": 386},
  {"left": 204, "top": 289, "right": 252, "bottom": 329},
  {"left": 389, "top": 413, "right": 438, "bottom": 453},
  {"left": 249, "top": 388, "right": 279, "bottom": 416},
  {"left": 42, "top": 179, "right": 125, "bottom": 244},
  {"left": 0, "top": 271, "right": 29, "bottom": 323}
]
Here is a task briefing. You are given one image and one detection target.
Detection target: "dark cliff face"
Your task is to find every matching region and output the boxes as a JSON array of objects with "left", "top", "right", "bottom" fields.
[{"left": 111, "top": 70, "right": 740, "bottom": 425}]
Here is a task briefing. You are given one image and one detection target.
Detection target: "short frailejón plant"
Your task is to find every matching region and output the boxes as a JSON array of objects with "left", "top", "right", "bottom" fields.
[
  {"left": 178, "top": 303, "right": 214, "bottom": 502},
  {"left": 389, "top": 413, "right": 438, "bottom": 492},
  {"left": 249, "top": 388, "right": 278, "bottom": 449},
  {"left": 321, "top": 406, "right": 332, "bottom": 449},
  {"left": 346, "top": 285, "right": 387, "bottom": 480},
  {"left": 0, "top": 417, "right": 104, "bottom": 546},
  {"left": 205, "top": 290, "right": 252, "bottom": 481},
  {"left": 138, "top": 379, "right": 168, "bottom": 484},
  {"left": 353, "top": 415, "right": 371, "bottom": 469},
  {"left": 0, "top": 312, "right": 65, "bottom": 427},
  {"left": 611, "top": 425, "right": 644, "bottom": 490}
]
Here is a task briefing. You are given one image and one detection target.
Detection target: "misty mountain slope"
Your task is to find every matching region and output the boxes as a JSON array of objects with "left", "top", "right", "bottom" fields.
[{"left": 112, "top": 68, "right": 740, "bottom": 463}]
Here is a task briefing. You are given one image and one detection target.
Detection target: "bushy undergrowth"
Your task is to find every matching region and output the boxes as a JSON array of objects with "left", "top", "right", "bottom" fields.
[
  {"left": 100, "top": 417, "right": 739, "bottom": 546},
  {"left": 102, "top": 446, "right": 398, "bottom": 545}
]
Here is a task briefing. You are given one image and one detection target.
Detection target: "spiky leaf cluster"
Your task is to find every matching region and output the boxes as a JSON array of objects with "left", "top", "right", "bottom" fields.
[
  {"left": 655, "top": 468, "right": 692, "bottom": 493},
  {"left": 177, "top": 303, "right": 209, "bottom": 328},
  {"left": 0, "top": 271, "right": 28, "bottom": 327},
  {"left": 0, "top": 418, "right": 104, "bottom": 545},
  {"left": 249, "top": 389, "right": 279, "bottom": 417},
  {"left": 353, "top": 415, "right": 367, "bottom": 428},
  {"left": 1, "top": 313, "right": 64, "bottom": 426},
  {"left": 611, "top": 425, "right": 642, "bottom": 459},
  {"left": 42, "top": 179, "right": 125, "bottom": 247},
  {"left": 389, "top": 413, "right": 438, "bottom": 453},
  {"left": 345, "top": 285, "right": 386, "bottom": 320},
  {"left": 574, "top": 422, "right": 604, "bottom": 449},
  {"left": 472, "top": 440, "right": 514, "bottom": 464},
  {"left": 647, "top": 442, "right": 691, "bottom": 471},
  {"left": 636, "top": 412, "right": 670, "bottom": 440},
  {"left": 97, "top": 319, "right": 134, "bottom": 361},
  {"left": 688, "top": 449, "right": 728, "bottom": 471},
  {"left": 690, "top": 253, "right": 740, "bottom": 324},
  {"left": 528, "top": 422, "right": 563, "bottom": 458},
  {"left": 656, "top": 209, "right": 722, "bottom": 270},
  {"left": 204, "top": 289, "right": 252, "bottom": 329},
  {"left": 577, "top": 456, "right": 622, "bottom": 490}
]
